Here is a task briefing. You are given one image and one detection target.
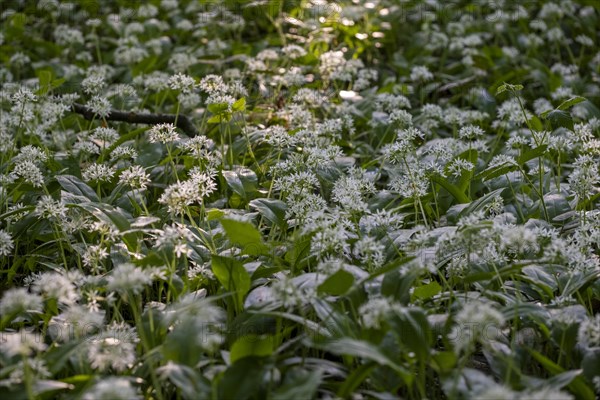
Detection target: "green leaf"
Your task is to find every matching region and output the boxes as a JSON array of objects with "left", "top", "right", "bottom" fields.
[
  {"left": 317, "top": 269, "right": 354, "bottom": 295},
  {"left": 219, "top": 357, "right": 266, "bottom": 400},
  {"left": 249, "top": 198, "right": 287, "bottom": 227},
  {"left": 528, "top": 349, "right": 595, "bottom": 400},
  {"left": 336, "top": 362, "right": 376, "bottom": 398},
  {"left": 476, "top": 164, "right": 517, "bottom": 181},
  {"left": 76, "top": 203, "right": 137, "bottom": 250},
  {"left": 230, "top": 334, "right": 274, "bottom": 363},
  {"left": 528, "top": 115, "right": 544, "bottom": 132},
  {"left": 56, "top": 175, "right": 99, "bottom": 202},
  {"left": 382, "top": 269, "right": 417, "bottom": 305},
  {"left": 207, "top": 114, "right": 231, "bottom": 123},
  {"left": 207, "top": 102, "right": 230, "bottom": 114},
  {"left": 206, "top": 208, "right": 225, "bottom": 220},
  {"left": 544, "top": 109, "right": 574, "bottom": 131},
  {"left": 431, "top": 351, "right": 457, "bottom": 374},
  {"left": 430, "top": 174, "right": 470, "bottom": 203},
  {"left": 458, "top": 188, "right": 506, "bottom": 219},
  {"left": 233, "top": 97, "right": 246, "bottom": 112},
  {"left": 272, "top": 368, "right": 322, "bottom": 400},
  {"left": 556, "top": 96, "right": 586, "bottom": 111},
  {"left": 156, "top": 363, "right": 210, "bottom": 400},
  {"left": 496, "top": 82, "right": 523, "bottom": 95},
  {"left": 220, "top": 217, "right": 267, "bottom": 255},
  {"left": 211, "top": 255, "right": 251, "bottom": 312},
  {"left": 517, "top": 144, "right": 548, "bottom": 165},
  {"left": 390, "top": 308, "right": 432, "bottom": 363},
  {"left": 222, "top": 170, "right": 245, "bottom": 197},
  {"left": 222, "top": 168, "right": 258, "bottom": 200},
  {"left": 311, "top": 338, "right": 413, "bottom": 386},
  {"left": 36, "top": 69, "right": 53, "bottom": 95},
  {"left": 412, "top": 281, "right": 441, "bottom": 300}
]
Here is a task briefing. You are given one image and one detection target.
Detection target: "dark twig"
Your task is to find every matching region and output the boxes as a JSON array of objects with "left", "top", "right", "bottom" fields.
[{"left": 71, "top": 103, "right": 199, "bottom": 137}]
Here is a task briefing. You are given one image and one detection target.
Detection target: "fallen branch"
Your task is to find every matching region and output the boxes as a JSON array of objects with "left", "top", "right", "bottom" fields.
[{"left": 71, "top": 103, "right": 199, "bottom": 137}]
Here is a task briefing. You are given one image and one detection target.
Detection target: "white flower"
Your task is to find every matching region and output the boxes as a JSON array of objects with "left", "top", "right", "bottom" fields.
[
  {"left": 34, "top": 195, "right": 68, "bottom": 220},
  {"left": 92, "top": 127, "right": 119, "bottom": 146},
  {"left": 578, "top": 314, "right": 600, "bottom": 349},
  {"left": 107, "top": 263, "right": 153, "bottom": 295},
  {"left": 12, "top": 145, "right": 47, "bottom": 164},
  {"left": 86, "top": 96, "right": 112, "bottom": 118},
  {"left": 359, "top": 297, "right": 402, "bottom": 330},
  {"left": 119, "top": 165, "right": 150, "bottom": 189},
  {"left": 110, "top": 145, "right": 138, "bottom": 161},
  {"left": 48, "top": 305, "right": 105, "bottom": 341},
  {"left": 450, "top": 300, "right": 506, "bottom": 353},
  {"left": 88, "top": 336, "right": 137, "bottom": 372},
  {"left": 282, "top": 44, "right": 307, "bottom": 59},
  {"left": 353, "top": 236, "right": 385, "bottom": 269},
  {"left": 13, "top": 161, "right": 44, "bottom": 187},
  {"left": 410, "top": 65, "right": 434, "bottom": 82},
  {"left": 271, "top": 275, "right": 316, "bottom": 310},
  {"left": 0, "top": 229, "right": 14, "bottom": 256},
  {"left": 148, "top": 123, "right": 179, "bottom": 144},
  {"left": 198, "top": 74, "right": 228, "bottom": 95},
  {"left": 0, "top": 330, "right": 47, "bottom": 357},
  {"left": 168, "top": 73, "right": 196, "bottom": 93},
  {"left": 0, "top": 288, "right": 43, "bottom": 315},
  {"left": 458, "top": 125, "right": 485, "bottom": 140},
  {"left": 82, "top": 163, "right": 115, "bottom": 183},
  {"left": 82, "top": 245, "right": 109, "bottom": 269},
  {"left": 32, "top": 271, "right": 79, "bottom": 305},
  {"left": 448, "top": 158, "right": 475, "bottom": 178}
]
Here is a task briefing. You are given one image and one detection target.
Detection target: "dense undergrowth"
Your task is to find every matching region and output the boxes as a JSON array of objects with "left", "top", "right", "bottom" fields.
[{"left": 1, "top": 1, "right": 600, "bottom": 399}]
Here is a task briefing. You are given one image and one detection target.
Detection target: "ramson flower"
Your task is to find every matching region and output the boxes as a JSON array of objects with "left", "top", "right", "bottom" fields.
[
  {"left": 0, "top": 229, "right": 14, "bottom": 256},
  {"left": 148, "top": 123, "right": 179, "bottom": 144},
  {"left": 107, "top": 263, "right": 154, "bottom": 295}
]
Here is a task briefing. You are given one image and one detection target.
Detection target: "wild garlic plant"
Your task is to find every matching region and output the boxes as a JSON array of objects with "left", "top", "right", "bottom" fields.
[{"left": 0, "top": 1, "right": 599, "bottom": 399}]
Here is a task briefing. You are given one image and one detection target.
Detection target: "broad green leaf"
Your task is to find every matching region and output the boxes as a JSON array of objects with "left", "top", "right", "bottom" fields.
[
  {"left": 390, "top": 308, "right": 432, "bottom": 363},
  {"left": 528, "top": 115, "right": 544, "bottom": 132},
  {"left": 36, "top": 69, "right": 53, "bottom": 95},
  {"left": 156, "top": 363, "right": 211, "bottom": 400},
  {"left": 556, "top": 96, "right": 586, "bottom": 111},
  {"left": 219, "top": 357, "right": 266, "bottom": 400},
  {"left": 222, "top": 170, "right": 246, "bottom": 197},
  {"left": 230, "top": 334, "right": 274, "bottom": 363},
  {"left": 382, "top": 269, "right": 417, "bottom": 305},
  {"left": 412, "top": 281, "right": 441, "bottom": 300},
  {"left": 207, "top": 114, "right": 231, "bottom": 123},
  {"left": 207, "top": 208, "right": 225, "bottom": 220},
  {"left": 544, "top": 109, "right": 574, "bottom": 131},
  {"left": 528, "top": 349, "right": 595, "bottom": 400},
  {"left": 317, "top": 269, "right": 354, "bottom": 296},
  {"left": 458, "top": 188, "right": 506, "bottom": 218},
  {"left": 211, "top": 255, "right": 251, "bottom": 312},
  {"left": 430, "top": 174, "right": 470, "bottom": 203},
  {"left": 249, "top": 198, "right": 287, "bottom": 227},
  {"left": 232, "top": 97, "right": 246, "bottom": 112},
  {"left": 76, "top": 203, "right": 137, "bottom": 250},
  {"left": 431, "top": 351, "right": 457, "bottom": 374},
  {"left": 207, "top": 102, "right": 230, "bottom": 114},
  {"left": 272, "top": 368, "right": 322, "bottom": 400},
  {"left": 222, "top": 168, "right": 258, "bottom": 200},
  {"left": 56, "top": 175, "right": 99, "bottom": 202},
  {"left": 476, "top": 164, "right": 517, "bottom": 181},
  {"left": 220, "top": 217, "right": 267, "bottom": 255},
  {"left": 311, "top": 338, "right": 413, "bottom": 386},
  {"left": 336, "top": 362, "right": 376, "bottom": 398},
  {"left": 517, "top": 144, "right": 548, "bottom": 165}
]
